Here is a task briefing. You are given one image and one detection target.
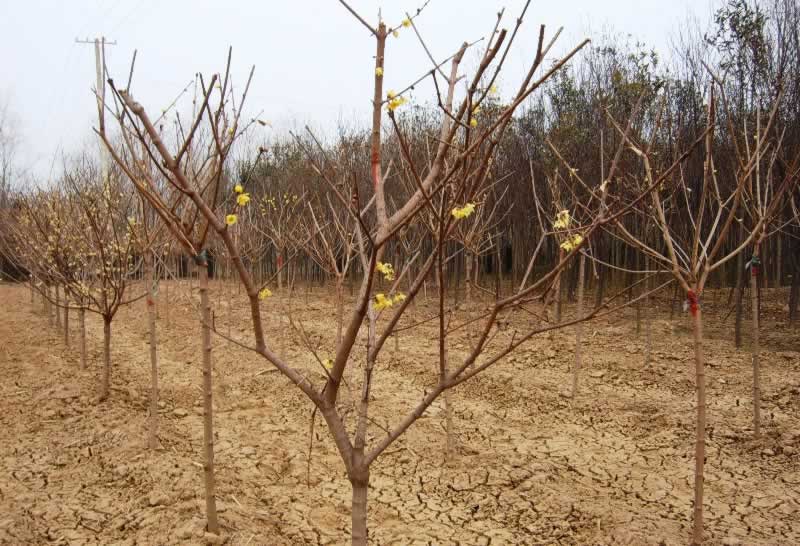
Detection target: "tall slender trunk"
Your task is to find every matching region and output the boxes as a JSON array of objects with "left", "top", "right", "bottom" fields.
[
  {"left": 79, "top": 306, "right": 87, "bottom": 370},
  {"left": 350, "top": 467, "right": 369, "bottom": 546},
  {"left": 494, "top": 240, "right": 502, "bottom": 300},
  {"left": 146, "top": 253, "right": 160, "bottom": 449},
  {"left": 55, "top": 285, "right": 62, "bottom": 329},
  {"left": 336, "top": 277, "right": 344, "bottom": 350},
  {"left": 644, "top": 258, "right": 653, "bottom": 366},
  {"left": 734, "top": 228, "right": 745, "bottom": 347},
  {"left": 165, "top": 276, "right": 171, "bottom": 326},
  {"left": 46, "top": 285, "right": 53, "bottom": 327},
  {"left": 571, "top": 254, "right": 586, "bottom": 398},
  {"left": 100, "top": 317, "right": 112, "bottom": 401},
  {"left": 64, "top": 296, "right": 70, "bottom": 348},
  {"left": 439, "top": 250, "right": 455, "bottom": 457},
  {"left": 277, "top": 251, "right": 283, "bottom": 290},
  {"left": 465, "top": 250, "right": 472, "bottom": 305},
  {"left": 443, "top": 336, "right": 454, "bottom": 455},
  {"left": 750, "top": 247, "right": 761, "bottom": 437},
  {"left": 594, "top": 238, "right": 606, "bottom": 309},
  {"left": 198, "top": 261, "right": 220, "bottom": 535},
  {"left": 670, "top": 282, "right": 678, "bottom": 320},
  {"left": 790, "top": 253, "right": 800, "bottom": 324},
  {"left": 554, "top": 249, "right": 563, "bottom": 323},
  {"left": 691, "top": 300, "right": 706, "bottom": 546}
]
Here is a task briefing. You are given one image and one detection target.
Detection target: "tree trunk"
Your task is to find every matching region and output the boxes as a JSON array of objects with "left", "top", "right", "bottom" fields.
[
  {"left": 554, "top": 249, "right": 563, "bottom": 323},
  {"left": 444, "top": 341, "right": 454, "bottom": 456},
  {"left": 198, "top": 261, "right": 220, "bottom": 535},
  {"left": 750, "top": 248, "right": 761, "bottom": 438},
  {"left": 336, "top": 277, "right": 344, "bottom": 350},
  {"left": 465, "top": 250, "right": 472, "bottom": 306},
  {"left": 64, "top": 297, "right": 70, "bottom": 348},
  {"left": 571, "top": 254, "right": 586, "bottom": 398},
  {"left": 79, "top": 306, "right": 87, "bottom": 370},
  {"left": 734, "top": 233, "right": 745, "bottom": 347},
  {"left": 691, "top": 298, "right": 706, "bottom": 546},
  {"left": 277, "top": 251, "right": 284, "bottom": 290},
  {"left": 350, "top": 468, "right": 369, "bottom": 546},
  {"left": 146, "top": 254, "right": 160, "bottom": 450},
  {"left": 670, "top": 282, "right": 678, "bottom": 320},
  {"left": 165, "top": 277, "right": 171, "bottom": 326},
  {"left": 644, "top": 259, "right": 653, "bottom": 366},
  {"left": 594, "top": 239, "right": 606, "bottom": 309},
  {"left": 100, "top": 317, "right": 112, "bottom": 401},
  {"left": 790, "top": 253, "right": 799, "bottom": 325},
  {"left": 46, "top": 285, "right": 53, "bottom": 327},
  {"left": 55, "top": 285, "right": 62, "bottom": 329},
  {"left": 494, "top": 240, "right": 502, "bottom": 300}
]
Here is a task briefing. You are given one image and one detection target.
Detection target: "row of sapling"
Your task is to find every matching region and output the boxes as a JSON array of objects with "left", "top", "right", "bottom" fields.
[
  {"left": 5, "top": 160, "right": 151, "bottom": 401},
  {"left": 99, "top": 51, "right": 258, "bottom": 536},
  {"left": 605, "top": 73, "right": 798, "bottom": 543},
  {"left": 95, "top": 2, "right": 688, "bottom": 543}
]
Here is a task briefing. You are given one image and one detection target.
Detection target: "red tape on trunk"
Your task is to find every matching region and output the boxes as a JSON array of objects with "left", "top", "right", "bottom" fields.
[{"left": 687, "top": 290, "right": 699, "bottom": 316}]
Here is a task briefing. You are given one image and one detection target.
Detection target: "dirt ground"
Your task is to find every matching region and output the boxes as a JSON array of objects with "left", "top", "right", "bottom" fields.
[{"left": 0, "top": 280, "right": 798, "bottom": 545}]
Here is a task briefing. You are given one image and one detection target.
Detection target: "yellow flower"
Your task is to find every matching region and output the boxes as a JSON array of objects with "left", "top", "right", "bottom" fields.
[
  {"left": 387, "top": 90, "right": 397, "bottom": 100},
  {"left": 489, "top": 84, "right": 499, "bottom": 95},
  {"left": 392, "top": 293, "right": 406, "bottom": 304},
  {"left": 392, "top": 30, "right": 399, "bottom": 38},
  {"left": 323, "top": 358, "right": 334, "bottom": 370},
  {"left": 237, "top": 193, "right": 251, "bottom": 206},
  {"left": 258, "top": 287, "right": 272, "bottom": 300},
  {"left": 469, "top": 118, "right": 478, "bottom": 128},
  {"left": 375, "top": 66, "right": 384, "bottom": 77},
  {"left": 553, "top": 210, "right": 570, "bottom": 230},
  {"left": 374, "top": 293, "right": 393, "bottom": 311},
  {"left": 375, "top": 262, "right": 395, "bottom": 281},
  {"left": 234, "top": 184, "right": 244, "bottom": 194},
  {"left": 402, "top": 18, "right": 411, "bottom": 28},
  {"left": 559, "top": 234, "right": 584, "bottom": 252},
  {"left": 451, "top": 203, "right": 476, "bottom": 219},
  {"left": 387, "top": 96, "right": 407, "bottom": 112},
  {"left": 225, "top": 214, "right": 238, "bottom": 226}
]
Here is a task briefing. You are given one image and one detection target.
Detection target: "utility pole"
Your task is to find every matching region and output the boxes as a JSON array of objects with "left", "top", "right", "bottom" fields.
[{"left": 76, "top": 36, "right": 116, "bottom": 191}]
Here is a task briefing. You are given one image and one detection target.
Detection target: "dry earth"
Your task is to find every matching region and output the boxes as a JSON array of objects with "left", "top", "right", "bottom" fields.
[{"left": 0, "top": 280, "right": 798, "bottom": 545}]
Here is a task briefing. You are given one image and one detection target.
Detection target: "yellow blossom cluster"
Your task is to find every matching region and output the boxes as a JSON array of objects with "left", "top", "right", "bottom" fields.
[
  {"left": 451, "top": 203, "right": 476, "bottom": 220},
  {"left": 560, "top": 234, "right": 584, "bottom": 252},
  {"left": 375, "top": 261, "right": 395, "bottom": 281},
  {"left": 386, "top": 90, "right": 408, "bottom": 112},
  {"left": 553, "top": 210, "right": 570, "bottom": 230},
  {"left": 258, "top": 287, "right": 272, "bottom": 300},
  {"left": 373, "top": 292, "right": 406, "bottom": 311}
]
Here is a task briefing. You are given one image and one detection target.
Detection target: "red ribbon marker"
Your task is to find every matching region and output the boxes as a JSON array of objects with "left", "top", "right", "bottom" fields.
[{"left": 686, "top": 290, "right": 699, "bottom": 316}]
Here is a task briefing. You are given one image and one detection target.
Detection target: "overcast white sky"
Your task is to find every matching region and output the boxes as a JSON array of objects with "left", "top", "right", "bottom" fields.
[{"left": 1, "top": 0, "right": 715, "bottom": 181}]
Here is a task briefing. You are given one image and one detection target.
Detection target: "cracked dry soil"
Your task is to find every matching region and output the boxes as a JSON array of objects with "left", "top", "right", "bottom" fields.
[{"left": 0, "top": 282, "right": 798, "bottom": 545}]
